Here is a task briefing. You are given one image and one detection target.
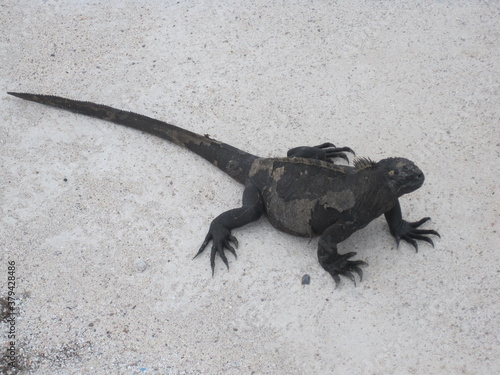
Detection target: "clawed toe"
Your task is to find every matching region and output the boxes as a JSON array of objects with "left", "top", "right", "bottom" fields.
[
  {"left": 315, "top": 143, "right": 356, "bottom": 163},
  {"left": 322, "top": 252, "right": 368, "bottom": 288},
  {"left": 340, "top": 270, "right": 356, "bottom": 286},
  {"left": 194, "top": 221, "right": 239, "bottom": 275},
  {"left": 287, "top": 142, "right": 355, "bottom": 164},
  {"left": 410, "top": 217, "right": 430, "bottom": 227},
  {"left": 328, "top": 261, "right": 367, "bottom": 288},
  {"left": 395, "top": 217, "right": 440, "bottom": 253},
  {"left": 226, "top": 235, "right": 239, "bottom": 257}
]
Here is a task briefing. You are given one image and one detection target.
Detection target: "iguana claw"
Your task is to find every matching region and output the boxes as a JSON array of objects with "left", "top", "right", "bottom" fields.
[
  {"left": 313, "top": 142, "right": 356, "bottom": 163},
  {"left": 319, "top": 249, "right": 368, "bottom": 288},
  {"left": 287, "top": 142, "right": 355, "bottom": 164},
  {"left": 194, "top": 221, "right": 238, "bottom": 275},
  {"left": 392, "top": 217, "right": 441, "bottom": 253}
]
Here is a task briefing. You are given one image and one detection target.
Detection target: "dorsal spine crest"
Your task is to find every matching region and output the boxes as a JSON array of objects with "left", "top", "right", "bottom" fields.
[{"left": 353, "top": 157, "right": 375, "bottom": 170}]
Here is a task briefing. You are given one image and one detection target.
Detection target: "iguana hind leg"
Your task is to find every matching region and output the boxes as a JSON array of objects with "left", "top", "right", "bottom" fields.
[
  {"left": 194, "top": 181, "right": 264, "bottom": 275},
  {"left": 287, "top": 142, "right": 355, "bottom": 163}
]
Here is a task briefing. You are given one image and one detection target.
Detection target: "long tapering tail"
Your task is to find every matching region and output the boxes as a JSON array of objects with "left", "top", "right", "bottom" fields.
[{"left": 8, "top": 92, "right": 258, "bottom": 184}]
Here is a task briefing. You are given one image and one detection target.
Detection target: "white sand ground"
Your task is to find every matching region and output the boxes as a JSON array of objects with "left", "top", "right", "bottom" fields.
[{"left": 1, "top": 1, "right": 499, "bottom": 374}]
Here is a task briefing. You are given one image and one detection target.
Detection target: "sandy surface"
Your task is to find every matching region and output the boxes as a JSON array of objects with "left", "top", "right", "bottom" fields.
[{"left": 1, "top": 1, "right": 499, "bottom": 374}]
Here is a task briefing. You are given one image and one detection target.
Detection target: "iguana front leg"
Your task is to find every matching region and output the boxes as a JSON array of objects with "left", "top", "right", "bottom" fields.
[
  {"left": 384, "top": 200, "right": 440, "bottom": 252},
  {"left": 194, "top": 181, "right": 264, "bottom": 274},
  {"left": 317, "top": 222, "right": 368, "bottom": 287},
  {"left": 287, "top": 142, "right": 355, "bottom": 163}
]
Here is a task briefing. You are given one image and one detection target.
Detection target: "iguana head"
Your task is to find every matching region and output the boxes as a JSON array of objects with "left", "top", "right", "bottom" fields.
[{"left": 379, "top": 158, "right": 425, "bottom": 197}]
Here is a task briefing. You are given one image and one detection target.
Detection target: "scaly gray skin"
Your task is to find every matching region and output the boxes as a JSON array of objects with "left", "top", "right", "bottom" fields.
[{"left": 7, "top": 92, "right": 440, "bottom": 287}]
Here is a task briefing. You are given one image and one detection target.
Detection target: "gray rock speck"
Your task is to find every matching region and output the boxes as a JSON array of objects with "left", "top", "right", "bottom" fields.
[{"left": 135, "top": 258, "right": 148, "bottom": 272}]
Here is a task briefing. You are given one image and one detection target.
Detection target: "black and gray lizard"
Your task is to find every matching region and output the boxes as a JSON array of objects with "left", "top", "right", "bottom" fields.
[{"left": 7, "top": 92, "right": 440, "bottom": 287}]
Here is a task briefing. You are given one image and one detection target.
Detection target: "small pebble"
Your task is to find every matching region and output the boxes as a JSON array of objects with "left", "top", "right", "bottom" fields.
[
  {"left": 301, "top": 274, "right": 311, "bottom": 285},
  {"left": 135, "top": 258, "right": 148, "bottom": 272}
]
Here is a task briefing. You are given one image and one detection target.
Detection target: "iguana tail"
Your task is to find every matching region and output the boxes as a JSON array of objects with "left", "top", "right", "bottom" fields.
[{"left": 8, "top": 92, "right": 258, "bottom": 184}]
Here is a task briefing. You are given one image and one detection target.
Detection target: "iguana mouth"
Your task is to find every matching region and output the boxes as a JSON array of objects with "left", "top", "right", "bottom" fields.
[{"left": 402, "top": 172, "right": 425, "bottom": 194}]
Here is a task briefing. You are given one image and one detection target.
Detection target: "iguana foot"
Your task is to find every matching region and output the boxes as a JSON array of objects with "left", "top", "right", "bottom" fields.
[
  {"left": 194, "top": 220, "right": 238, "bottom": 275},
  {"left": 391, "top": 217, "right": 441, "bottom": 252},
  {"left": 318, "top": 244, "right": 368, "bottom": 287},
  {"left": 314, "top": 142, "right": 356, "bottom": 163},
  {"left": 287, "top": 142, "right": 355, "bottom": 163}
]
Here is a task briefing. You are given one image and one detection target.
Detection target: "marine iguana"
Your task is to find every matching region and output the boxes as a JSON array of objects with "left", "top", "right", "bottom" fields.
[{"left": 7, "top": 92, "right": 440, "bottom": 287}]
